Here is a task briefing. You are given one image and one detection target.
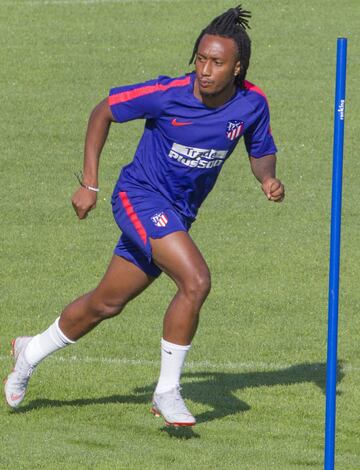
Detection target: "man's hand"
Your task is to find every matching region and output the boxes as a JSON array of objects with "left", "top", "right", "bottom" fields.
[
  {"left": 71, "top": 187, "right": 97, "bottom": 219},
  {"left": 261, "top": 177, "right": 285, "bottom": 202}
]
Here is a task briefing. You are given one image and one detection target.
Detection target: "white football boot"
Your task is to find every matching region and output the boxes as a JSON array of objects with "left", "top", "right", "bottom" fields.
[
  {"left": 151, "top": 385, "right": 196, "bottom": 426},
  {"left": 4, "top": 336, "right": 35, "bottom": 408}
]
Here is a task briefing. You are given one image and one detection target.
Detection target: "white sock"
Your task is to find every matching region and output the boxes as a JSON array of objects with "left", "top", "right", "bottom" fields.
[
  {"left": 24, "top": 317, "right": 75, "bottom": 366},
  {"left": 155, "top": 338, "right": 191, "bottom": 394}
]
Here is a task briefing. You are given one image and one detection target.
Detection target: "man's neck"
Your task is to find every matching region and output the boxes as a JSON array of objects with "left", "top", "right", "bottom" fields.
[{"left": 193, "top": 80, "right": 237, "bottom": 108}]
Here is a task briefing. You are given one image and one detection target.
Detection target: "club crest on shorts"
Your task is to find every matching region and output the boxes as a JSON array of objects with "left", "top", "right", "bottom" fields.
[
  {"left": 151, "top": 212, "right": 168, "bottom": 227},
  {"left": 226, "top": 120, "right": 244, "bottom": 141}
]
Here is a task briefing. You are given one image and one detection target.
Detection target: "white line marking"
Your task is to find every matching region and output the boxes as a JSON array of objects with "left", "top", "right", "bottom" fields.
[
  {"left": 1, "top": 354, "right": 359, "bottom": 372},
  {"left": 2, "top": 0, "right": 179, "bottom": 6}
]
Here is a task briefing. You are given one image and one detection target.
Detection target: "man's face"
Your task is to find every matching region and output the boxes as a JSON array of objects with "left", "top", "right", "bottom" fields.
[{"left": 195, "top": 34, "right": 240, "bottom": 98}]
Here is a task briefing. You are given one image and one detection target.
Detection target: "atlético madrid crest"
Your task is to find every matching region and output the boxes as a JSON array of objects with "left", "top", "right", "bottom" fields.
[
  {"left": 151, "top": 212, "right": 168, "bottom": 227},
  {"left": 226, "top": 120, "right": 244, "bottom": 141}
]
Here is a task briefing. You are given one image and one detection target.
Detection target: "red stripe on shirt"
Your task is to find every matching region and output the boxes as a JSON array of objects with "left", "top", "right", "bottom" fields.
[
  {"left": 244, "top": 80, "right": 273, "bottom": 135},
  {"left": 119, "top": 191, "right": 147, "bottom": 245},
  {"left": 109, "top": 76, "right": 191, "bottom": 106},
  {"left": 243, "top": 80, "right": 268, "bottom": 102}
]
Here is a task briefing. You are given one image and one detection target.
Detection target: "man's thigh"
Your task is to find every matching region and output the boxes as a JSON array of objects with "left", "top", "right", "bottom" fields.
[{"left": 150, "top": 232, "right": 210, "bottom": 285}]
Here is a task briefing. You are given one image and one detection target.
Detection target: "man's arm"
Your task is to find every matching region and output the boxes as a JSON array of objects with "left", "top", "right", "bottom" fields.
[
  {"left": 249, "top": 154, "right": 285, "bottom": 202},
  {"left": 72, "top": 98, "right": 114, "bottom": 219}
]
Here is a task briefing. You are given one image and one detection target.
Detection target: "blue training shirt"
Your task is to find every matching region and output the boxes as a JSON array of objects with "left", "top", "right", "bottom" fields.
[{"left": 109, "top": 72, "right": 277, "bottom": 221}]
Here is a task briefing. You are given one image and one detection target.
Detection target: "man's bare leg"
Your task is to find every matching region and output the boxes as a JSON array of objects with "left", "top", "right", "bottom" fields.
[
  {"left": 5, "top": 255, "right": 154, "bottom": 408},
  {"left": 150, "top": 231, "right": 211, "bottom": 426},
  {"left": 59, "top": 255, "right": 154, "bottom": 340}
]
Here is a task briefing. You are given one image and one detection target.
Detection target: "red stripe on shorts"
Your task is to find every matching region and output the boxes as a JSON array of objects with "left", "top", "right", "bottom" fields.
[{"left": 119, "top": 192, "right": 147, "bottom": 245}]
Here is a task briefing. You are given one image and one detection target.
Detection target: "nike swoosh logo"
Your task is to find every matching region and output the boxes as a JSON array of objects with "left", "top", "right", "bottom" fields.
[
  {"left": 161, "top": 348, "right": 172, "bottom": 355},
  {"left": 171, "top": 118, "right": 193, "bottom": 127},
  {"left": 10, "top": 392, "right": 24, "bottom": 401}
]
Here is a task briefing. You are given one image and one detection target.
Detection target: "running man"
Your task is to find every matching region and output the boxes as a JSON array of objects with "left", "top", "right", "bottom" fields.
[{"left": 5, "top": 5, "right": 284, "bottom": 426}]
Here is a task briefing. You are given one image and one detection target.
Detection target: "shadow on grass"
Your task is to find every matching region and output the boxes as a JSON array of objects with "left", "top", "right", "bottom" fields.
[
  {"left": 160, "top": 426, "right": 201, "bottom": 439},
  {"left": 13, "top": 361, "right": 344, "bottom": 426},
  {"left": 181, "top": 360, "right": 345, "bottom": 423}
]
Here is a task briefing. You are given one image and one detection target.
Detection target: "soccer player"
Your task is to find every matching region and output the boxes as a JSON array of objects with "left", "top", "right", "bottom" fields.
[{"left": 5, "top": 5, "right": 284, "bottom": 426}]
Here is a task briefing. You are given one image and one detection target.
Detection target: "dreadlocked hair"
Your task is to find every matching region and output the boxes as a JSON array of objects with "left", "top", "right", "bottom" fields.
[{"left": 189, "top": 5, "right": 251, "bottom": 88}]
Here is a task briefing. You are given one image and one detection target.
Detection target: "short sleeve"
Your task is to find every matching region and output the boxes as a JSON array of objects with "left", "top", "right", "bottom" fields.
[
  {"left": 244, "top": 95, "right": 277, "bottom": 158},
  {"left": 108, "top": 77, "right": 166, "bottom": 123}
]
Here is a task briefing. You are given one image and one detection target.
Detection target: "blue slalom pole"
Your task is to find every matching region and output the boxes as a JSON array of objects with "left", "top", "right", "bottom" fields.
[{"left": 324, "top": 37, "right": 347, "bottom": 470}]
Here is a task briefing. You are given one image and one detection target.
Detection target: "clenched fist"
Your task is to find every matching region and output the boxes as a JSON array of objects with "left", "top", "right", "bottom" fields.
[{"left": 71, "top": 187, "right": 98, "bottom": 219}]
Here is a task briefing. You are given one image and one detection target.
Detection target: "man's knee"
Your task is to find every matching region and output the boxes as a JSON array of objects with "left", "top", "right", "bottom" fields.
[
  {"left": 183, "top": 267, "right": 211, "bottom": 302},
  {"left": 89, "top": 295, "right": 127, "bottom": 320}
]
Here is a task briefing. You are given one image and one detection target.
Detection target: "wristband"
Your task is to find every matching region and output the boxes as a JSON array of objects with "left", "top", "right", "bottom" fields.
[{"left": 74, "top": 172, "right": 100, "bottom": 192}]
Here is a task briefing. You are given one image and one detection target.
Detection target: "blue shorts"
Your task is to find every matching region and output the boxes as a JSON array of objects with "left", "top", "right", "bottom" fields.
[{"left": 112, "top": 189, "right": 192, "bottom": 278}]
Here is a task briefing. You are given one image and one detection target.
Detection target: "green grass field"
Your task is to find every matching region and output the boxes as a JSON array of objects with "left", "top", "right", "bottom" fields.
[{"left": 1, "top": 0, "right": 359, "bottom": 468}]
